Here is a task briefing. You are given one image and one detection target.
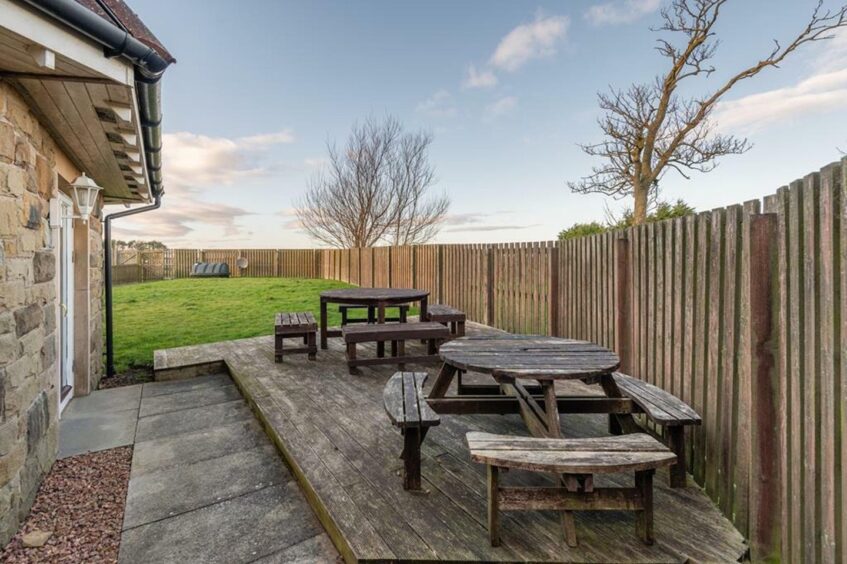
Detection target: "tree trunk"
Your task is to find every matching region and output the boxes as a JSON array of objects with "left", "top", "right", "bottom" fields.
[{"left": 632, "top": 180, "right": 648, "bottom": 225}]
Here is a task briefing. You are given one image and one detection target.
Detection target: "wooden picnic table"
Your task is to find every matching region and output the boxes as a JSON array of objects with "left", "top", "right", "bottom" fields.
[
  {"left": 427, "top": 335, "right": 638, "bottom": 438},
  {"left": 319, "top": 288, "right": 429, "bottom": 350}
]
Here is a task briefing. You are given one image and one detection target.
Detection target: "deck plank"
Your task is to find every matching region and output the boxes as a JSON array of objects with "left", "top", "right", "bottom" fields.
[{"left": 155, "top": 323, "right": 747, "bottom": 563}]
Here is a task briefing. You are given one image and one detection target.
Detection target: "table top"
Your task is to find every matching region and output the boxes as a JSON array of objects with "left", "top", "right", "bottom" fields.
[
  {"left": 439, "top": 335, "right": 620, "bottom": 381},
  {"left": 320, "top": 288, "right": 429, "bottom": 304}
]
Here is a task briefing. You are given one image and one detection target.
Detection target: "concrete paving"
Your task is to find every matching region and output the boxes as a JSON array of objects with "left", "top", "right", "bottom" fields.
[
  {"left": 59, "top": 385, "right": 141, "bottom": 458},
  {"left": 119, "top": 372, "right": 338, "bottom": 564},
  {"left": 57, "top": 372, "right": 338, "bottom": 563}
]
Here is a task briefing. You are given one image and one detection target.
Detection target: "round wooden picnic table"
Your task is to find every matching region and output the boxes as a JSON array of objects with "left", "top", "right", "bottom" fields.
[
  {"left": 318, "top": 288, "right": 429, "bottom": 350},
  {"left": 429, "top": 335, "right": 629, "bottom": 438}
]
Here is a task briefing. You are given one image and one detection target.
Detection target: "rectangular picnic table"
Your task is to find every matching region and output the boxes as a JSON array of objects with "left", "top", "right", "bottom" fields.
[{"left": 319, "top": 288, "right": 429, "bottom": 350}]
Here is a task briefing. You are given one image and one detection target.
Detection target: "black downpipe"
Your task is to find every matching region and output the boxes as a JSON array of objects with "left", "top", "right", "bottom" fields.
[{"left": 104, "top": 196, "right": 161, "bottom": 377}]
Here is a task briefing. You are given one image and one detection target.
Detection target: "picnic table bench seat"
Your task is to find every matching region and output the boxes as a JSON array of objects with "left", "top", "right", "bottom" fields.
[
  {"left": 425, "top": 304, "right": 466, "bottom": 338},
  {"left": 339, "top": 303, "right": 410, "bottom": 325},
  {"left": 383, "top": 372, "right": 440, "bottom": 490},
  {"left": 342, "top": 322, "right": 449, "bottom": 375},
  {"left": 467, "top": 431, "right": 676, "bottom": 548},
  {"left": 611, "top": 372, "right": 701, "bottom": 487},
  {"left": 274, "top": 312, "right": 317, "bottom": 362}
]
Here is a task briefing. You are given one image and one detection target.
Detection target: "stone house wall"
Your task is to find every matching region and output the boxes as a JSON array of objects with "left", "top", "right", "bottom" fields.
[{"left": 0, "top": 82, "right": 104, "bottom": 544}]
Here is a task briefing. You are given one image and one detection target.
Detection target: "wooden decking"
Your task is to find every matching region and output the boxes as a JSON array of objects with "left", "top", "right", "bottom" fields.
[{"left": 154, "top": 323, "right": 747, "bottom": 563}]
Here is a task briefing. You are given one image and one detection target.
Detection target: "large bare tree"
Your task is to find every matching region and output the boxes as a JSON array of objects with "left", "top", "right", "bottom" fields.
[
  {"left": 569, "top": 0, "right": 847, "bottom": 224},
  {"left": 295, "top": 117, "right": 449, "bottom": 248}
]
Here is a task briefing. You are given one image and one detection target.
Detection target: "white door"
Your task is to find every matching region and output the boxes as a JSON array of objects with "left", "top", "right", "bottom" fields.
[{"left": 58, "top": 194, "right": 74, "bottom": 413}]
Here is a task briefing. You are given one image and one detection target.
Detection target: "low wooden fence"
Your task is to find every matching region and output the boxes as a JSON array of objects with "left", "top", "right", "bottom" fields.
[
  {"left": 108, "top": 158, "right": 847, "bottom": 561},
  {"left": 111, "top": 248, "right": 321, "bottom": 283}
]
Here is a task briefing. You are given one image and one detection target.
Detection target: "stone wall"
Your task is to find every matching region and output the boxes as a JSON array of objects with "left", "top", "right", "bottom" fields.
[
  {"left": 89, "top": 219, "right": 103, "bottom": 389},
  {"left": 0, "top": 82, "right": 65, "bottom": 544}
]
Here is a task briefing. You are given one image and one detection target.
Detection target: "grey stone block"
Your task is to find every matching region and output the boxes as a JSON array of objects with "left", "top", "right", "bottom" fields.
[
  {"left": 122, "top": 444, "right": 286, "bottom": 529},
  {"left": 119, "top": 482, "right": 326, "bottom": 564},
  {"left": 14, "top": 303, "right": 42, "bottom": 337},
  {"left": 25, "top": 391, "right": 48, "bottom": 452},
  {"left": 32, "top": 250, "right": 54, "bottom": 283}
]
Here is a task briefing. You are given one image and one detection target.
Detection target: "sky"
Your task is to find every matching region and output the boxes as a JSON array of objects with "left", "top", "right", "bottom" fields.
[{"left": 114, "top": 0, "right": 847, "bottom": 248}]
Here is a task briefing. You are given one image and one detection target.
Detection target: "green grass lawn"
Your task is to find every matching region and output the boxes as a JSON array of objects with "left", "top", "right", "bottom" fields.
[{"left": 111, "top": 277, "right": 358, "bottom": 371}]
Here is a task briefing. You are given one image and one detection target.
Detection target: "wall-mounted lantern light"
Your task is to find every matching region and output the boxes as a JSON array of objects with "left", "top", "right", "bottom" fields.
[{"left": 70, "top": 173, "right": 102, "bottom": 223}]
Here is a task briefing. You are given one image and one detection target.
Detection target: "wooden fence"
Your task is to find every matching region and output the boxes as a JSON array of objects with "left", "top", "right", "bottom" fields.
[
  {"left": 111, "top": 248, "right": 321, "bottom": 283},
  {"left": 318, "top": 158, "right": 846, "bottom": 562},
  {"left": 106, "top": 158, "right": 847, "bottom": 561}
]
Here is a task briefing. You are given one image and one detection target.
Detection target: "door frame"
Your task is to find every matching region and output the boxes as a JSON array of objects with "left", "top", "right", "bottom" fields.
[{"left": 56, "top": 192, "right": 74, "bottom": 414}]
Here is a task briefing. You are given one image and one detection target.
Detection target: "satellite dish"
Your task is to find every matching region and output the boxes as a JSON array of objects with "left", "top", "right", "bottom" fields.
[{"left": 236, "top": 257, "right": 248, "bottom": 269}]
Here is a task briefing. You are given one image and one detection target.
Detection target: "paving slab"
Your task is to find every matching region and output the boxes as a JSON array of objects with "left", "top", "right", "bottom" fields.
[
  {"left": 122, "top": 444, "right": 286, "bottom": 529},
  {"left": 119, "top": 482, "right": 328, "bottom": 564},
  {"left": 252, "top": 534, "right": 340, "bottom": 563},
  {"left": 62, "top": 385, "right": 141, "bottom": 418},
  {"left": 141, "top": 373, "right": 233, "bottom": 398},
  {"left": 134, "top": 398, "right": 251, "bottom": 442},
  {"left": 138, "top": 384, "right": 242, "bottom": 417},
  {"left": 58, "top": 409, "right": 138, "bottom": 458},
  {"left": 130, "top": 419, "right": 268, "bottom": 476}
]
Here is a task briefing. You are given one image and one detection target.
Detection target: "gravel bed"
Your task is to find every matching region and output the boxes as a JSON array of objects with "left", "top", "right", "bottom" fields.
[
  {"left": 99, "top": 368, "right": 153, "bottom": 390},
  {"left": 1, "top": 446, "right": 133, "bottom": 563}
]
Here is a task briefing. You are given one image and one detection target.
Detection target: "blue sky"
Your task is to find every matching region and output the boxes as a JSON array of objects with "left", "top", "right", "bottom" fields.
[{"left": 115, "top": 0, "right": 847, "bottom": 248}]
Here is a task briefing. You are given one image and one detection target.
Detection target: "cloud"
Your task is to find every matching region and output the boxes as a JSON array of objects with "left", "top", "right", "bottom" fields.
[
  {"left": 444, "top": 223, "right": 540, "bottom": 233},
  {"left": 489, "top": 15, "right": 570, "bottom": 72},
  {"left": 485, "top": 96, "right": 518, "bottom": 118},
  {"left": 440, "top": 211, "right": 538, "bottom": 233},
  {"left": 161, "top": 130, "right": 294, "bottom": 189},
  {"left": 416, "top": 89, "right": 458, "bottom": 118},
  {"left": 462, "top": 65, "right": 498, "bottom": 89},
  {"left": 237, "top": 131, "right": 296, "bottom": 147},
  {"left": 584, "top": 0, "right": 661, "bottom": 26},
  {"left": 112, "top": 128, "right": 296, "bottom": 243},
  {"left": 112, "top": 194, "right": 252, "bottom": 241},
  {"left": 714, "top": 31, "right": 847, "bottom": 133}
]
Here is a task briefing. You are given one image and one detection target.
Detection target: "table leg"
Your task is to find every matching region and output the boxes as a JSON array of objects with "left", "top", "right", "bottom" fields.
[
  {"left": 377, "top": 301, "right": 386, "bottom": 358},
  {"left": 600, "top": 373, "right": 639, "bottom": 434},
  {"left": 428, "top": 363, "right": 458, "bottom": 399},
  {"left": 501, "top": 381, "right": 556, "bottom": 438},
  {"left": 420, "top": 295, "right": 428, "bottom": 322},
  {"left": 320, "top": 298, "right": 328, "bottom": 349},
  {"left": 541, "top": 381, "right": 561, "bottom": 438}
]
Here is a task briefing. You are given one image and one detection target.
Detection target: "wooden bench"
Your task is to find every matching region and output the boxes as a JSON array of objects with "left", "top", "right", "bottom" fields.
[
  {"left": 342, "top": 322, "right": 450, "bottom": 375},
  {"left": 339, "top": 303, "right": 410, "bottom": 325},
  {"left": 274, "top": 312, "right": 317, "bottom": 362},
  {"left": 426, "top": 304, "right": 466, "bottom": 338},
  {"left": 611, "top": 372, "right": 701, "bottom": 487},
  {"left": 383, "top": 372, "right": 440, "bottom": 490},
  {"left": 467, "top": 432, "right": 676, "bottom": 548}
]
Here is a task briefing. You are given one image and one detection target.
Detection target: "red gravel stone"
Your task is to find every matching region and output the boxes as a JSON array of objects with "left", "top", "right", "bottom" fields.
[{"left": 1, "top": 446, "right": 133, "bottom": 563}]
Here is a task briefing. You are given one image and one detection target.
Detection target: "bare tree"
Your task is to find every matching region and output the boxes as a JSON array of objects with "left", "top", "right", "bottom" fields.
[
  {"left": 569, "top": 0, "right": 847, "bottom": 225},
  {"left": 295, "top": 117, "right": 449, "bottom": 248}
]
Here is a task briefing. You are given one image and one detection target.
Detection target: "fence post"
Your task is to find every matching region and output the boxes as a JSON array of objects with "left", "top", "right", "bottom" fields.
[
  {"left": 437, "top": 245, "right": 444, "bottom": 303},
  {"left": 411, "top": 245, "right": 417, "bottom": 289},
  {"left": 548, "top": 242, "right": 560, "bottom": 336},
  {"left": 615, "top": 234, "right": 632, "bottom": 373},
  {"left": 387, "top": 247, "right": 393, "bottom": 288},
  {"left": 747, "top": 212, "right": 779, "bottom": 561},
  {"left": 486, "top": 247, "right": 495, "bottom": 326}
]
